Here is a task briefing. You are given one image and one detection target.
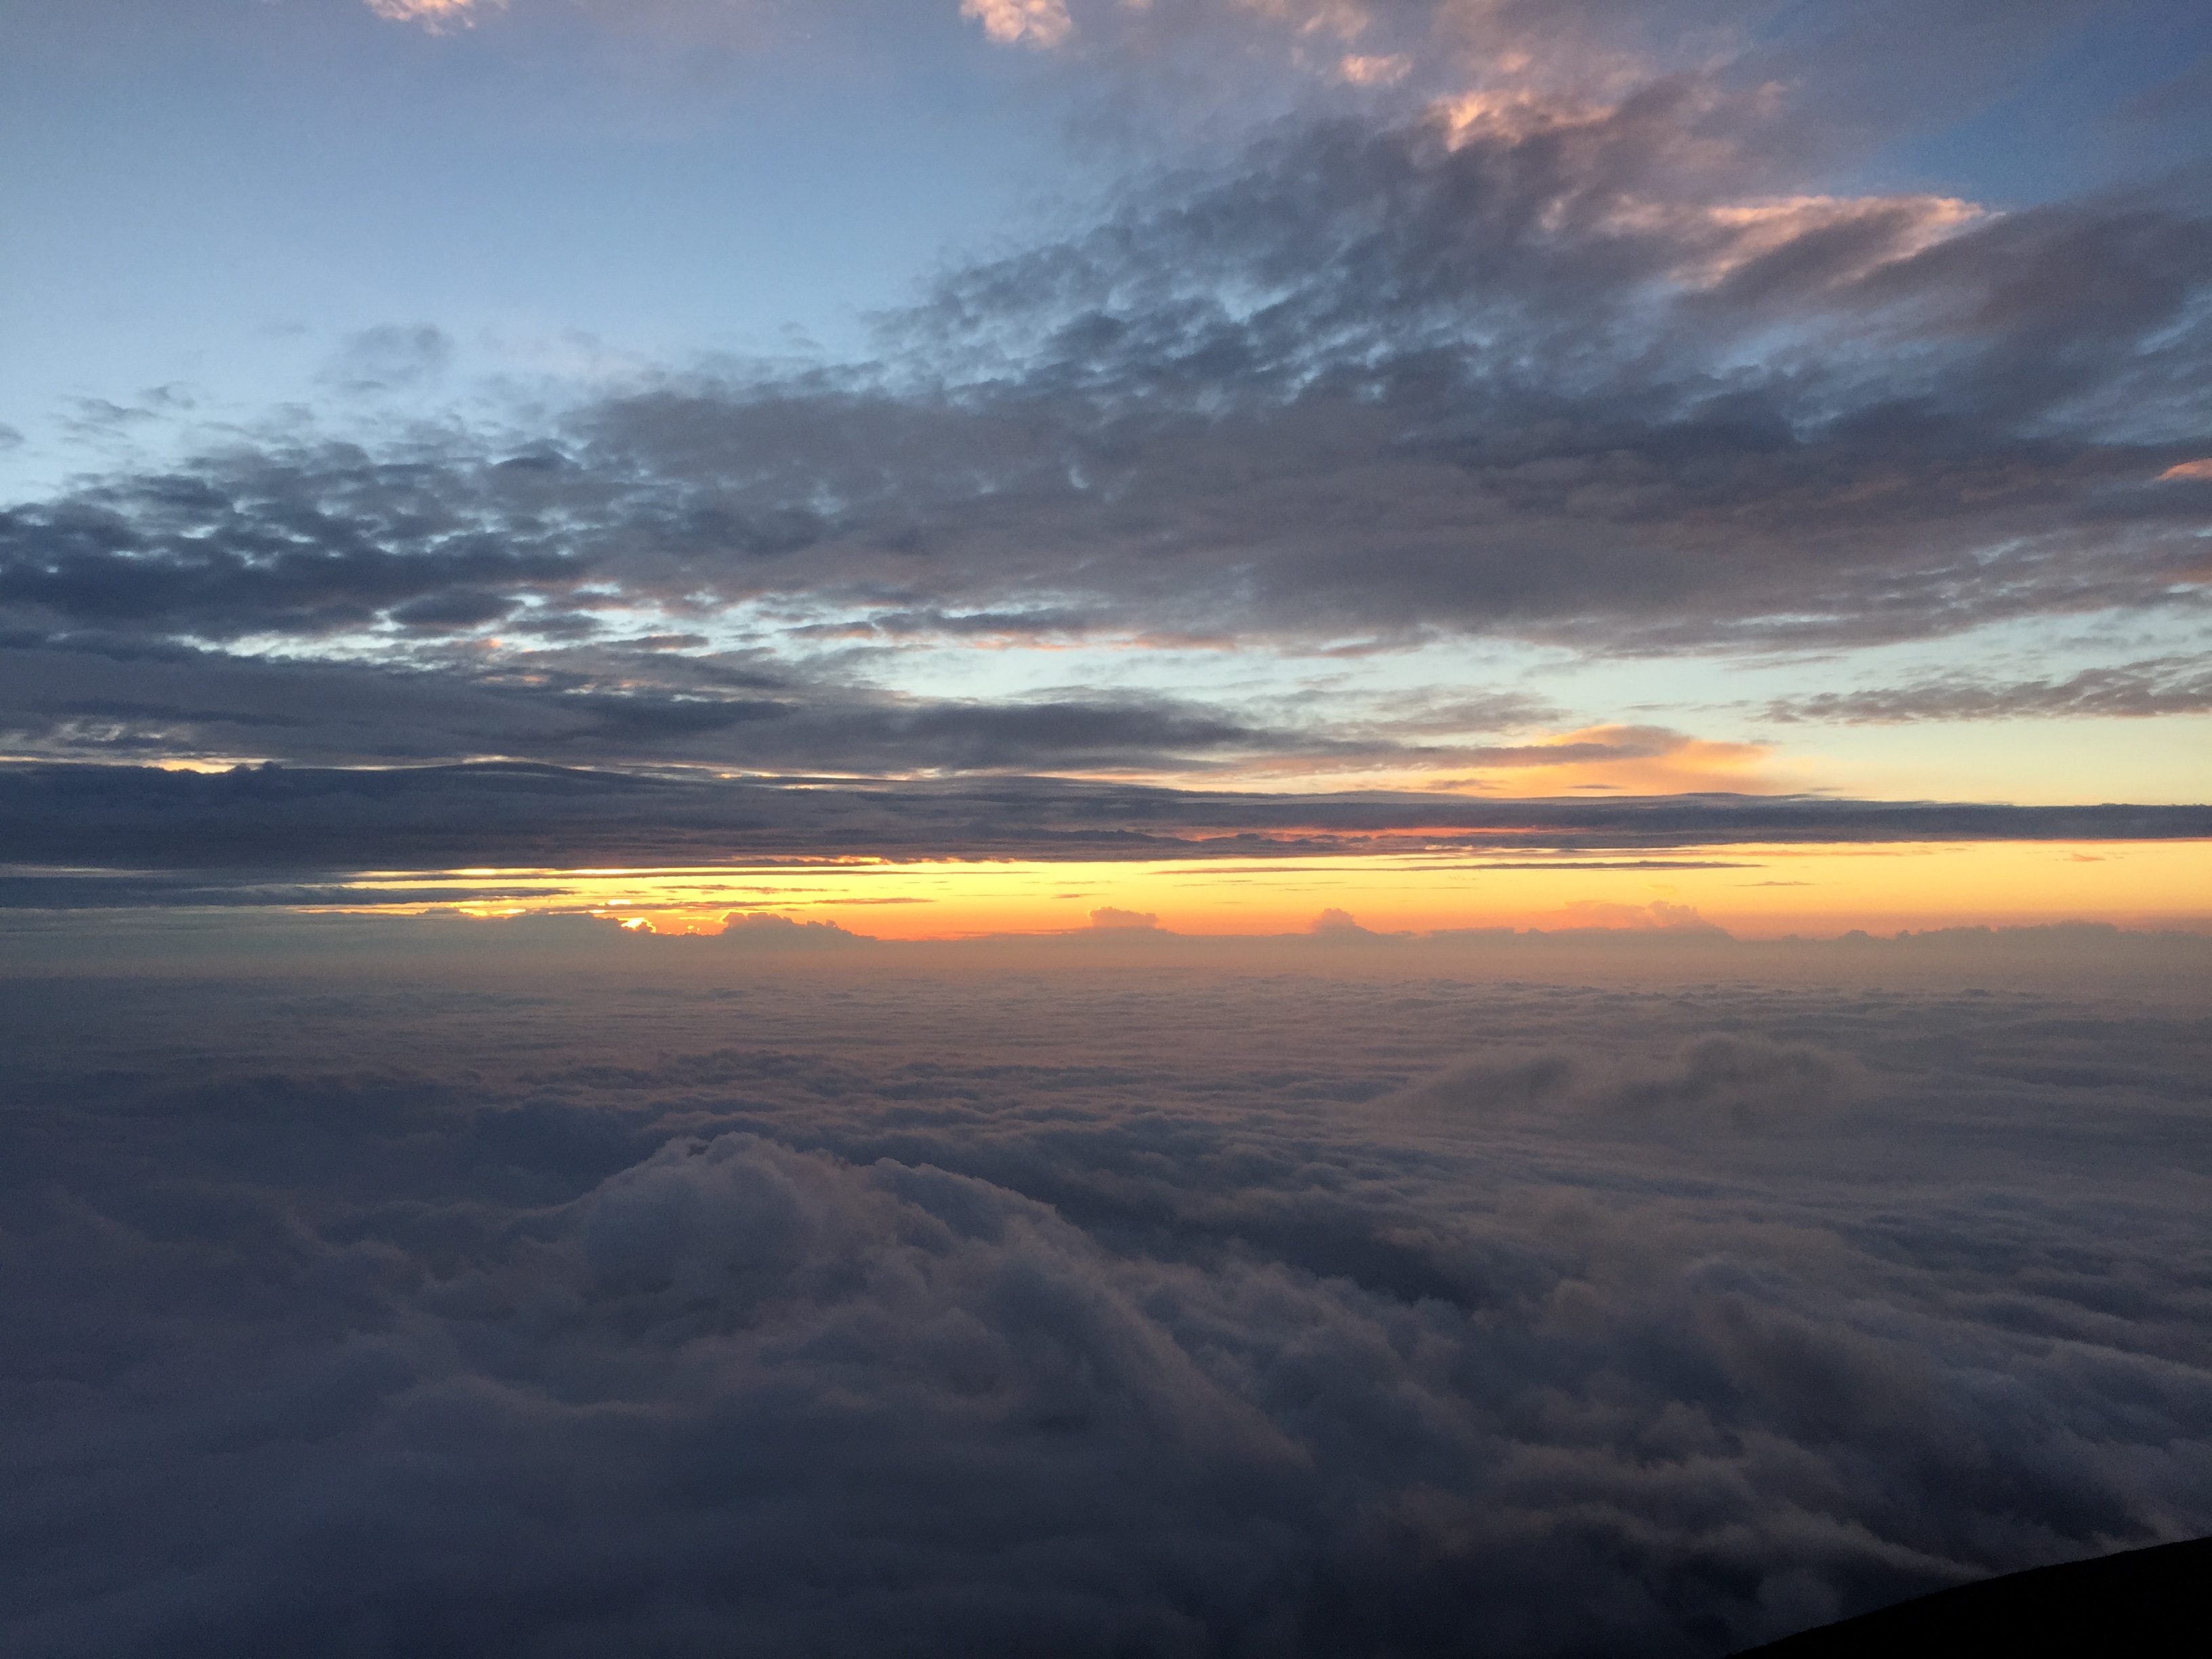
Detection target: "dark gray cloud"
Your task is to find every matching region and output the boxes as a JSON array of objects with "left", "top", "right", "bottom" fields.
[
  {"left": 2, "top": 760, "right": 2204, "bottom": 881},
  {"left": 0, "top": 636, "right": 1335, "bottom": 775},
  {"left": 0, "top": 450, "right": 586, "bottom": 641},
  {"left": 0, "top": 627, "right": 1576, "bottom": 777},
  {"left": 3, "top": 956, "right": 2207, "bottom": 1656}
]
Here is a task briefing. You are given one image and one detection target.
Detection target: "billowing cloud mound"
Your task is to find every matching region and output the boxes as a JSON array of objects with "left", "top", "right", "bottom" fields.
[{"left": 6, "top": 961, "right": 2207, "bottom": 1656}]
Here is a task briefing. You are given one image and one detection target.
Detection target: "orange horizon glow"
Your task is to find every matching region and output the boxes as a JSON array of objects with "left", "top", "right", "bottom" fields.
[
  {"left": 310, "top": 839, "right": 2212, "bottom": 941},
  {"left": 1184, "top": 724, "right": 1809, "bottom": 797}
]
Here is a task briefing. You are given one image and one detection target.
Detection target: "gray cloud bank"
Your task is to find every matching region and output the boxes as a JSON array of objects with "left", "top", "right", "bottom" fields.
[
  {"left": 0, "top": 631, "right": 1336, "bottom": 775},
  {"left": 1, "top": 761, "right": 2205, "bottom": 882},
  {"left": 4, "top": 960, "right": 2207, "bottom": 1656}
]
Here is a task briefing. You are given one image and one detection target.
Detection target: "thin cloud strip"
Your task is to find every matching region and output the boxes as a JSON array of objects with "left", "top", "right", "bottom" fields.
[
  {"left": 1765, "top": 659, "right": 2212, "bottom": 724},
  {"left": 3, "top": 762, "right": 2203, "bottom": 878}
]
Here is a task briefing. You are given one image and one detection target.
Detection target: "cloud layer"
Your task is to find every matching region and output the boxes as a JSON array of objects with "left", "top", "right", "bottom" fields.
[
  {"left": 5, "top": 957, "right": 2207, "bottom": 1655},
  {"left": 5, "top": 60, "right": 2206, "bottom": 779},
  {"left": 3, "top": 760, "right": 2204, "bottom": 882},
  {"left": 14, "top": 118, "right": 2206, "bottom": 657}
]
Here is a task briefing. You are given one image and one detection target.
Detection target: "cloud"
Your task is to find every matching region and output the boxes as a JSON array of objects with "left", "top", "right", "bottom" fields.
[
  {"left": 317, "top": 325, "right": 458, "bottom": 396},
  {"left": 1338, "top": 53, "right": 1410, "bottom": 86},
  {"left": 5, "top": 958, "right": 2208, "bottom": 1655},
  {"left": 1764, "top": 659, "right": 2212, "bottom": 724},
  {"left": 2, "top": 22, "right": 2204, "bottom": 812},
  {"left": 0, "top": 451, "right": 587, "bottom": 642},
  {"left": 0, "top": 633, "right": 1738, "bottom": 787},
  {"left": 2, "top": 760, "right": 2205, "bottom": 884},
  {"left": 0, "top": 632, "right": 1371, "bottom": 775},
  {"left": 996, "top": 0, "right": 2116, "bottom": 161},
  {"left": 715, "top": 911, "right": 872, "bottom": 947},
  {"left": 1538, "top": 897, "right": 1726, "bottom": 933},
  {"left": 1310, "top": 905, "right": 1376, "bottom": 935},
  {"left": 1388, "top": 1034, "right": 1868, "bottom": 1132},
  {"left": 6, "top": 92, "right": 2206, "bottom": 710},
  {"left": 1088, "top": 905, "right": 1159, "bottom": 928},
  {"left": 1425, "top": 726, "right": 1788, "bottom": 794},
  {"left": 961, "top": 0, "right": 1073, "bottom": 50},
  {"left": 363, "top": 0, "right": 504, "bottom": 32}
]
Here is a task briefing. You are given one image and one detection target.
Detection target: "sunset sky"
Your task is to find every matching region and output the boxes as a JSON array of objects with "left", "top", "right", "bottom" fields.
[
  {"left": 4, "top": 0, "right": 2209, "bottom": 934},
  {"left": 6, "top": 12, "right": 2212, "bottom": 1657}
]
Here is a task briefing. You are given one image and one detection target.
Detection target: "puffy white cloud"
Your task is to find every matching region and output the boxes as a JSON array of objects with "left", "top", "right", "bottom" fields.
[
  {"left": 363, "top": 0, "right": 504, "bottom": 33},
  {"left": 961, "top": 0, "right": 1074, "bottom": 49}
]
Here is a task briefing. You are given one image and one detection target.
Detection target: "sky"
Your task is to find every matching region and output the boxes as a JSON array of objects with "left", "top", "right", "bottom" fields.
[
  {"left": 4, "top": 11, "right": 2211, "bottom": 1653},
  {"left": 1, "top": 0, "right": 2209, "bottom": 941}
]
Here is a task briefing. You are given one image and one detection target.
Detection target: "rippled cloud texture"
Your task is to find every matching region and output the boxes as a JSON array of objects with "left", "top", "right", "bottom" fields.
[
  {"left": 7, "top": 947, "right": 2209, "bottom": 1656},
  {"left": 5, "top": 0, "right": 2207, "bottom": 789}
]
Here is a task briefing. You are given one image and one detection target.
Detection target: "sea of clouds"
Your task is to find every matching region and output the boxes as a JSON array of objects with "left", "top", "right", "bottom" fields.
[{"left": 5, "top": 944, "right": 2208, "bottom": 1656}]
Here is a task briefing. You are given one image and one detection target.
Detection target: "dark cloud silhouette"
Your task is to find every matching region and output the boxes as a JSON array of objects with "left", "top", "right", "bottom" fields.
[
  {"left": 0, "top": 761, "right": 2203, "bottom": 883},
  {"left": 0, "top": 631, "right": 1580, "bottom": 778},
  {"left": 0, "top": 454, "right": 583, "bottom": 641},
  {"left": 0, "top": 636, "right": 1334, "bottom": 773},
  {"left": 3, "top": 954, "right": 2206, "bottom": 1656}
]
